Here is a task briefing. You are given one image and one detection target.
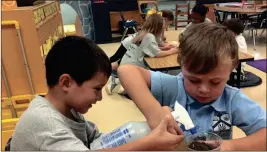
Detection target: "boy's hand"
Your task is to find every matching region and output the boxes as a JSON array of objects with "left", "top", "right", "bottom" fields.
[
  {"left": 162, "top": 106, "right": 184, "bottom": 136},
  {"left": 200, "top": 140, "right": 233, "bottom": 151},
  {"left": 220, "top": 140, "right": 234, "bottom": 151},
  {"left": 170, "top": 48, "right": 179, "bottom": 54},
  {"left": 167, "top": 44, "right": 175, "bottom": 48},
  {"left": 147, "top": 115, "right": 184, "bottom": 150},
  {"left": 159, "top": 44, "right": 174, "bottom": 51}
]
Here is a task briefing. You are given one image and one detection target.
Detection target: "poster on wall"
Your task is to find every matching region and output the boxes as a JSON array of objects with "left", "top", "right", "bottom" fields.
[{"left": 40, "top": 25, "right": 63, "bottom": 62}]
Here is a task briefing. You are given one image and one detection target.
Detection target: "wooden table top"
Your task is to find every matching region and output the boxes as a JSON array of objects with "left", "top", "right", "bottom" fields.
[
  {"left": 214, "top": 6, "right": 266, "bottom": 14},
  {"left": 239, "top": 51, "right": 254, "bottom": 62},
  {"left": 144, "top": 53, "right": 179, "bottom": 71},
  {"left": 144, "top": 52, "right": 254, "bottom": 71}
]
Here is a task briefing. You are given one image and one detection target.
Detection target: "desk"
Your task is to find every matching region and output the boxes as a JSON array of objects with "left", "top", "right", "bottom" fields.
[
  {"left": 215, "top": 6, "right": 266, "bottom": 14},
  {"left": 214, "top": 5, "right": 266, "bottom": 22},
  {"left": 144, "top": 53, "right": 180, "bottom": 71},
  {"left": 144, "top": 52, "right": 254, "bottom": 88}
]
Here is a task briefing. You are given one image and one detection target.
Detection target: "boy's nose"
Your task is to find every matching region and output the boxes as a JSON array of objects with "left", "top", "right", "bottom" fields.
[
  {"left": 198, "top": 84, "right": 210, "bottom": 94},
  {"left": 96, "top": 91, "right": 103, "bottom": 101}
]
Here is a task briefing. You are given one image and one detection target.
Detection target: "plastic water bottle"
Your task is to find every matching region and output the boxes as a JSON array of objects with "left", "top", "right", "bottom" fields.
[
  {"left": 90, "top": 121, "right": 151, "bottom": 150},
  {"left": 90, "top": 101, "right": 197, "bottom": 150}
]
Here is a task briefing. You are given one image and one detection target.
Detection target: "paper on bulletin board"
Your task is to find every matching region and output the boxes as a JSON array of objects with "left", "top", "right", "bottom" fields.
[
  {"left": 56, "top": 2, "right": 59, "bottom": 11},
  {"left": 34, "top": 10, "right": 38, "bottom": 24},
  {"left": 39, "top": 8, "right": 45, "bottom": 20},
  {"left": 58, "top": 25, "right": 63, "bottom": 36},
  {"left": 46, "top": 36, "right": 52, "bottom": 52},
  {"left": 40, "top": 45, "right": 44, "bottom": 57},
  {"left": 53, "top": 35, "right": 59, "bottom": 44},
  {"left": 42, "top": 43, "right": 47, "bottom": 57}
]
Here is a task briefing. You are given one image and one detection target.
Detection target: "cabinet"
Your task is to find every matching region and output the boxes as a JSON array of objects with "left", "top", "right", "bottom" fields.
[{"left": 2, "top": 1, "right": 64, "bottom": 97}]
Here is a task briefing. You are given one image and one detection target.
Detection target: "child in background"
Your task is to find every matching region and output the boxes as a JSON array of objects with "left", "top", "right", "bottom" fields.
[
  {"left": 223, "top": 18, "right": 248, "bottom": 81},
  {"left": 118, "top": 23, "right": 266, "bottom": 151},
  {"left": 105, "top": 12, "right": 176, "bottom": 94},
  {"left": 159, "top": 9, "right": 175, "bottom": 50},
  {"left": 180, "top": 4, "right": 211, "bottom": 34},
  {"left": 120, "top": 13, "right": 178, "bottom": 69},
  {"left": 8, "top": 36, "right": 184, "bottom": 151},
  {"left": 161, "top": 9, "right": 174, "bottom": 31},
  {"left": 223, "top": 18, "right": 247, "bottom": 53},
  {"left": 109, "top": 33, "right": 137, "bottom": 71},
  {"left": 109, "top": 9, "right": 175, "bottom": 71}
]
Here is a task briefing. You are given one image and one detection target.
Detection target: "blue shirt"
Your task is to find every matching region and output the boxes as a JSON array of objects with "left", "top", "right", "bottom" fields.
[{"left": 150, "top": 71, "right": 266, "bottom": 139}]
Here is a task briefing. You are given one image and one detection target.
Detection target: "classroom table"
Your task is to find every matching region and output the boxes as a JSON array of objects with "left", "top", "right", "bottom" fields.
[
  {"left": 144, "top": 52, "right": 254, "bottom": 88},
  {"left": 214, "top": 5, "right": 266, "bottom": 21},
  {"left": 214, "top": 5, "right": 266, "bottom": 14}
]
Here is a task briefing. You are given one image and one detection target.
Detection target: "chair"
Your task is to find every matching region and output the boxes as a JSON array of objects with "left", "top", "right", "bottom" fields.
[
  {"left": 137, "top": 0, "right": 159, "bottom": 25},
  {"left": 1, "top": 118, "right": 19, "bottom": 151},
  {"left": 11, "top": 94, "right": 32, "bottom": 117},
  {"left": 1, "top": 98, "right": 16, "bottom": 119},
  {"left": 249, "top": 11, "right": 267, "bottom": 50},
  {"left": 120, "top": 11, "right": 138, "bottom": 41},
  {"left": 175, "top": 3, "right": 190, "bottom": 30},
  {"left": 214, "top": 9, "right": 223, "bottom": 24}
]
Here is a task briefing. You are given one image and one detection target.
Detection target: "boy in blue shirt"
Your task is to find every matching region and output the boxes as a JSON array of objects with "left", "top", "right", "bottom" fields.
[{"left": 118, "top": 23, "right": 266, "bottom": 150}]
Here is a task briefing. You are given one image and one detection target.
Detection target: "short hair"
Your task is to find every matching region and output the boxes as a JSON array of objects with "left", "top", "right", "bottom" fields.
[
  {"left": 222, "top": 18, "right": 245, "bottom": 35},
  {"left": 45, "top": 36, "right": 111, "bottom": 87},
  {"left": 178, "top": 23, "right": 238, "bottom": 74},
  {"left": 161, "top": 9, "right": 174, "bottom": 21},
  {"left": 192, "top": 4, "right": 209, "bottom": 16}
]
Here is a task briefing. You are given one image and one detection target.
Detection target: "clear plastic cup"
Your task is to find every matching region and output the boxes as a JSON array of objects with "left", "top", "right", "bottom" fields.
[{"left": 185, "top": 132, "right": 223, "bottom": 151}]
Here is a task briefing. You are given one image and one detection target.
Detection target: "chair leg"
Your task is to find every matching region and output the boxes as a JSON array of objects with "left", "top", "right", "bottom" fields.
[
  {"left": 133, "top": 26, "right": 138, "bottom": 33},
  {"left": 252, "top": 28, "right": 256, "bottom": 51},
  {"left": 110, "top": 76, "right": 117, "bottom": 91},
  {"left": 121, "top": 28, "right": 129, "bottom": 41},
  {"left": 260, "top": 29, "right": 265, "bottom": 36},
  {"left": 175, "top": 19, "right": 177, "bottom": 30},
  {"left": 244, "top": 20, "right": 249, "bottom": 31}
]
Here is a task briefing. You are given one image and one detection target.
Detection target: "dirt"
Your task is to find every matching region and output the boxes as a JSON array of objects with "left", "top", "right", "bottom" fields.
[
  {"left": 188, "top": 141, "right": 214, "bottom": 151},
  {"left": 188, "top": 136, "right": 214, "bottom": 151}
]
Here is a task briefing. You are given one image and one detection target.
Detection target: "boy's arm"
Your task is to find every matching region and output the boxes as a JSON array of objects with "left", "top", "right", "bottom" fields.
[
  {"left": 224, "top": 91, "right": 267, "bottom": 150},
  {"left": 222, "top": 128, "right": 266, "bottom": 150},
  {"left": 118, "top": 65, "right": 166, "bottom": 129}
]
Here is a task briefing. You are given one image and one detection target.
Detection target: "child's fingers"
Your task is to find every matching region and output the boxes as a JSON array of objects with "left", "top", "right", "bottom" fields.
[
  {"left": 174, "top": 135, "right": 184, "bottom": 144},
  {"left": 168, "top": 133, "right": 184, "bottom": 145},
  {"left": 174, "top": 122, "right": 184, "bottom": 135},
  {"left": 158, "top": 115, "right": 171, "bottom": 131},
  {"left": 161, "top": 106, "right": 179, "bottom": 135}
]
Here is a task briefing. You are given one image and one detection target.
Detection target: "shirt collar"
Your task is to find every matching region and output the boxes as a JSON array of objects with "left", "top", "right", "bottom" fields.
[{"left": 186, "top": 94, "right": 226, "bottom": 112}]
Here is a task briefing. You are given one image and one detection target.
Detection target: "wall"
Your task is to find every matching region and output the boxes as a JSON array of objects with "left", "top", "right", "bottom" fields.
[{"left": 60, "top": 0, "right": 95, "bottom": 40}]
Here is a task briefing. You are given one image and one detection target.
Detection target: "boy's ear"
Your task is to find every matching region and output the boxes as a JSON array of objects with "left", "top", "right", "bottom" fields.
[{"left": 58, "top": 74, "right": 73, "bottom": 91}]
